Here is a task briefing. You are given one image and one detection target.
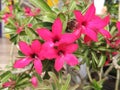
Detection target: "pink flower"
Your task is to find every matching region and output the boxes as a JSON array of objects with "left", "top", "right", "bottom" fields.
[
  {"left": 116, "top": 21, "right": 120, "bottom": 36},
  {"left": 24, "top": 7, "right": 40, "bottom": 17},
  {"left": 2, "top": 13, "right": 13, "bottom": 23},
  {"left": 2, "top": 81, "right": 13, "bottom": 88},
  {"left": 28, "top": 23, "right": 33, "bottom": 28},
  {"left": 2, "top": 80, "right": 15, "bottom": 88},
  {"left": 54, "top": 43, "right": 79, "bottom": 71},
  {"left": 14, "top": 40, "right": 44, "bottom": 74},
  {"left": 2, "top": 5, "right": 13, "bottom": 23},
  {"left": 31, "top": 76, "right": 38, "bottom": 87},
  {"left": 37, "top": 18, "right": 76, "bottom": 46},
  {"left": 74, "top": 3, "right": 111, "bottom": 43}
]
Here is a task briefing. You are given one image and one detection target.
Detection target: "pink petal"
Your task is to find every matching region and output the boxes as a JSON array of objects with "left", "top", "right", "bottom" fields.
[
  {"left": 73, "top": 28, "right": 82, "bottom": 39},
  {"left": 65, "top": 54, "right": 78, "bottom": 66},
  {"left": 84, "top": 3, "right": 95, "bottom": 21},
  {"left": 54, "top": 57, "right": 64, "bottom": 72},
  {"left": 19, "top": 41, "right": 33, "bottom": 56},
  {"left": 99, "top": 29, "right": 111, "bottom": 38},
  {"left": 2, "top": 82, "right": 12, "bottom": 88},
  {"left": 31, "top": 40, "right": 41, "bottom": 54},
  {"left": 116, "top": 21, "right": 120, "bottom": 32},
  {"left": 84, "top": 35, "right": 92, "bottom": 44},
  {"left": 31, "top": 76, "right": 38, "bottom": 87},
  {"left": 102, "top": 15, "right": 110, "bottom": 27},
  {"left": 65, "top": 44, "right": 78, "bottom": 53},
  {"left": 37, "top": 28, "right": 53, "bottom": 41},
  {"left": 40, "top": 41, "right": 57, "bottom": 59},
  {"left": 60, "top": 33, "right": 76, "bottom": 44},
  {"left": 84, "top": 28, "right": 98, "bottom": 42},
  {"left": 34, "top": 58, "right": 42, "bottom": 75},
  {"left": 14, "top": 57, "right": 32, "bottom": 68},
  {"left": 74, "top": 10, "right": 84, "bottom": 23},
  {"left": 52, "top": 18, "right": 62, "bottom": 36}
]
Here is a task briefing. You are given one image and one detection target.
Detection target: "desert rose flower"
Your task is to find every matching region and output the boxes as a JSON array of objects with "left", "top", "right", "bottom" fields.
[
  {"left": 24, "top": 7, "right": 40, "bottom": 17},
  {"left": 74, "top": 3, "right": 111, "bottom": 43},
  {"left": 14, "top": 40, "right": 44, "bottom": 74},
  {"left": 54, "top": 43, "right": 79, "bottom": 71},
  {"left": 37, "top": 18, "right": 77, "bottom": 59}
]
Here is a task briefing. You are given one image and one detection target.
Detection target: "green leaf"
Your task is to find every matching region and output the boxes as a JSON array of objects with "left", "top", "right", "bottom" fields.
[
  {"left": 98, "top": 54, "right": 106, "bottom": 67},
  {"left": 69, "top": 0, "right": 76, "bottom": 11},
  {"left": 48, "top": 72, "right": 59, "bottom": 88},
  {"left": 61, "top": 74, "right": 71, "bottom": 90},
  {"left": 0, "top": 71, "right": 12, "bottom": 83},
  {"left": 91, "top": 52, "right": 99, "bottom": 64},
  {"left": 30, "top": 0, "right": 53, "bottom": 12},
  {"left": 35, "top": 73, "right": 42, "bottom": 83},
  {"left": 58, "top": 13, "right": 68, "bottom": 33}
]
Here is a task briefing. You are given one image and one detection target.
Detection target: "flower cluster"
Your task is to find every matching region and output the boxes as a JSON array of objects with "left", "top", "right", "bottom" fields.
[{"left": 1, "top": 1, "right": 120, "bottom": 89}]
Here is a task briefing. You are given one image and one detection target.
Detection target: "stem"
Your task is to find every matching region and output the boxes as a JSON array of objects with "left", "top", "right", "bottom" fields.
[
  {"left": 104, "top": 64, "right": 114, "bottom": 77},
  {"left": 98, "top": 67, "right": 103, "bottom": 81},
  {"left": 10, "top": 43, "right": 14, "bottom": 64},
  {"left": 115, "top": 70, "right": 120, "bottom": 90},
  {"left": 86, "top": 67, "right": 92, "bottom": 82}
]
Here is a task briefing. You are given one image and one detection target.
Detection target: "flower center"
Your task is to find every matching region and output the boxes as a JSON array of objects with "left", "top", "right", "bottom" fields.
[
  {"left": 31, "top": 53, "right": 37, "bottom": 58},
  {"left": 82, "top": 21, "right": 87, "bottom": 26},
  {"left": 53, "top": 36, "right": 60, "bottom": 43},
  {"left": 58, "top": 50, "right": 64, "bottom": 56}
]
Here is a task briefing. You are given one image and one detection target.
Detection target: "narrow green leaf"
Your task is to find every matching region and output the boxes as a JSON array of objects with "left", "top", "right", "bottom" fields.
[
  {"left": 35, "top": 73, "right": 42, "bottom": 83},
  {"left": 48, "top": 72, "right": 59, "bottom": 88},
  {"left": 61, "top": 74, "right": 71, "bottom": 90},
  {"left": 98, "top": 54, "right": 106, "bottom": 67},
  {"left": 91, "top": 52, "right": 99, "bottom": 64},
  {"left": 30, "top": 0, "right": 53, "bottom": 12},
  {"left": 0, "top": 71, "right": 12, "bottom": 83}
]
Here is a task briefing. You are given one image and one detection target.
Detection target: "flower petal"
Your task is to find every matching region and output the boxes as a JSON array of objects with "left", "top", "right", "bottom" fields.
[
  {"left": 74, "top": 10, "right": 83, "bottom": 23},
  {"left": 14, "top": 57, "right": 32, "bottom": 68},
  {"left": 34, "top": 58, "right": 42, "bottom": 75},
  {"left": 60, "top": 33, "right": 76, "bottom": 44},
  {"left": 84, "top": 35, "right": 92, "bottom": 44},
  {"left": 31, "top": 76, "right": 38, "bottom": 87},
  {"left": 116, "top": 21, "right": 120, "bottom": 32},
  {"left": 84, "top": 3, "right": 95, "bottom": 21},
  {"left": 40, "top": 41, "right": 57, "bottom": 59},
  {"left": 2, "top": 82, "right": 12, "bottom": 88},
  {"left": 19, "top": 41, "right": 32, "bottom": 56},
  {"left": 54, "top": 57, "right": 64, "bottom": 72},
  {"left": 37, "top": 28, "right": 53, "bottom": 41},
  {"left": 65, "top": 54, "right": 78, "bottom": 66},
  {"left": 84, "top": 28, "right": 98, "bottom": 42},
  {"left": 31, "top": 40, "right": 41, "bottom": 54},
  {"left": 65, "top": 44, "right": 78, "bottom": 53},
  {"left": 99, "top": 29, "right": 111, "bottom": 38},
  {"left": 52, "top": 18, "right": 62, "bottom": 36}
]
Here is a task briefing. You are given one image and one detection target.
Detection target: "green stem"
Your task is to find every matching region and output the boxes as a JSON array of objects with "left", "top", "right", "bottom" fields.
[{"left": 86, "top": 67, "right": 92, "bottom": 82}]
